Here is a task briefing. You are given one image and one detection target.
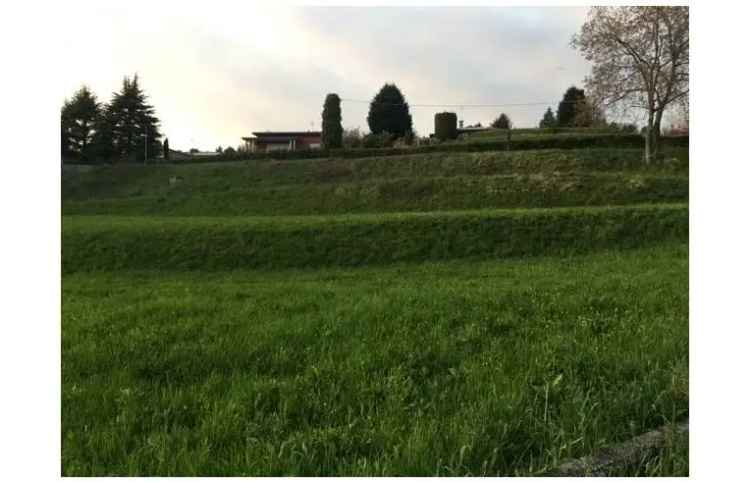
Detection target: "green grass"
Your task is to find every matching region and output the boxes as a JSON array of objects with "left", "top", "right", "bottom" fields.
[
  {"left": 62, "top": 243, "right": 688, "bottom": 476},
  {"left": 62, "top": 204, "right": 687, "bottom": 272},
  {"left": 62, "top": 172, "right": 687, "bottom": 216},
  {"left": 62, "top": 142, "right": 690, "bottom": 475},
  {"left": 62, "top": 148, "right": 688, "bottom": 216},
  {"left": 62, "top": 148, "right": 688, "bottom": 202},
  {"left": 459, "top": 128, "right": 624, "bottom": 142}
]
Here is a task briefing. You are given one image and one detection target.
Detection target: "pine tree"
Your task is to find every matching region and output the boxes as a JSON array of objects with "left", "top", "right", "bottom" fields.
[
  {"left": 108, "top": 74, "right": 162, "bottom": 162},
  {"left": 91, "top": 103, "right": 117, "bottom": 162},
  {"left": 367, "top": 84, "right": 413, "bottom": 138},
  {"left": 539, "top": 107, "right": 557, "bottom": 128},
  {"left": 61, "top": 99, "right": 73, "bottom": 161},
  {"left": 321, "top": 93, "right": 343, "bottom": 149},
  {"left": 491, "top": 113, "right": 512, "bottom": 129},
  {"left": 557, "top": 86, "right": 586, "bottom": 127},
  {"left": 61, "top": 86, "right": 100, "bottom": 162}
]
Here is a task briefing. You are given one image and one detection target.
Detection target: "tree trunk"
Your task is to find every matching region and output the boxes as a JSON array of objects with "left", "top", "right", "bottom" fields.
[
  {"left": 644, "top": 111, "right": 654, "bottom": 165},
  {"left": 652, "top": 109, "right": 663, "bottom": 158}
]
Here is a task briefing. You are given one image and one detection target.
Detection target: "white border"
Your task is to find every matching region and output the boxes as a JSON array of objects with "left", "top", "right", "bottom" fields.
[{"left": 4, "top": 1, "right": 750, "bottom": 482}]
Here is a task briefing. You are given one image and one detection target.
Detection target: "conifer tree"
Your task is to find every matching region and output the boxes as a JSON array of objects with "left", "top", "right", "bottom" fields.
[
  {"left": 108, "top": 74, "right": 162, "bottom": 162},
  {"left": 60, "top": 86, "right": 100, "bottom": 162},
  {"left": 557, "top": 86, "right": 586, "bottom": 127},
  {"left": 539, "top": 107, "right": 557, "bottom": 128},
  {"left": 91, "top": 103, "right": 117, "bottom": 162},
  {"left": 367, "top": 84, "right": 413, "bottom": 138},
  {"left": 321, "top": 93, "right": 343, "bottom": 149}
]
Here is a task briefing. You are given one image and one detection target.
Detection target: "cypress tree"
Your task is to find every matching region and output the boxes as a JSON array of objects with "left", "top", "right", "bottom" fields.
[
  {"left": 163, "top": 138, "right": 170, "bottom": 160},
  {"left": 367, "top": 83, "right": 413, "bottom": 138},
  {"left": 321, "top": 93, "right": 343, "bottom": 149}
]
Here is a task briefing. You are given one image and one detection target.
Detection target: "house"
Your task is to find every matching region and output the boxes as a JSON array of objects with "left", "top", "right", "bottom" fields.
[
  {"left": 242, "top": 131, "right": 322, "bottom": 153},
  {"left": 166, "top": 150, "right": 220, "bottom": 161},
  {"left": 456, "top": 126, "right": 491, "bottom": 136}
]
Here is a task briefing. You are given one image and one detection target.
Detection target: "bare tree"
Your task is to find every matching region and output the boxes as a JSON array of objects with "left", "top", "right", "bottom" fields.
[{"left": 572, "top": 6, "right": 689, "bottom": 163}]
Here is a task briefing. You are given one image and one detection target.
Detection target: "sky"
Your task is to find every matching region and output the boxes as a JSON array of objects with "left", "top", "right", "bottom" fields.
[{"left": 59, "top": 4, "right": 594, "bottom": 152}]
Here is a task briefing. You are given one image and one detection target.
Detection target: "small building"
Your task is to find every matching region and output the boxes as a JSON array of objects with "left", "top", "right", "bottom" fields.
[
  {"left": 456, "top": 126, "right": 491, "bottom": 136},
  {"left": 242, "top": 131, "right": 322, "bottom": 153}
]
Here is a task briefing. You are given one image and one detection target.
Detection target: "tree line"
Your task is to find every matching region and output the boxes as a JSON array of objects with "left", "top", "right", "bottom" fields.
[
  {"left": 63, "top": 7, "right": 686, "bottom": 164},
  {"left": 322, "top": 6, "right": 687, "bottom": 164},
  {"left": 321, "top": 83, "right": 414, "bottom": 150},
  {"left": 320, "top": 82, "right": 638, "bottom": 149},
  {"left": 61, "top": 74, "right": 162, "bottom": 163}
]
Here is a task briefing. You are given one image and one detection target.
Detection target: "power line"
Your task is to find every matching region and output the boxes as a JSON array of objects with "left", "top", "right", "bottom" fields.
[{"left": 339, "top": 98, "right": 584, "bottom": 109}]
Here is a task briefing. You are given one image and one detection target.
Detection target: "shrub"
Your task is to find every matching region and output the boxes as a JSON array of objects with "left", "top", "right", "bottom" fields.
[
  {"left": 145, "top": 134, "right": 688, "bottom": 164},
  {"left": 342, "top": 128, "right": 364, "bottom": 148},
  {"left": 435, "top": 112, "right": 458, "bottom": 141},
  {"left": 362, "top": 132, "right": 394, "bottom": 148},
  {"left": 491, "top": 113, "right": 512, "bottom": 129}
]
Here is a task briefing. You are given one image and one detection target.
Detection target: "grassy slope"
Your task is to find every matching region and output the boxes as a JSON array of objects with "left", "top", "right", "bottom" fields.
[
  {"left": 62, "top": 140, "right": 690, "bottom": 475},
  {"left": 62, "top": 244, "right": 688, "bottom": 476},
  {"left": 63, "top": 173, "right": 687, "bottom": 216},
  {"left": 63, "top": 204, "right": 687, "bottom": 272},
  {"left": 62, "top": 148, "right": 688, "bottom": 216}
]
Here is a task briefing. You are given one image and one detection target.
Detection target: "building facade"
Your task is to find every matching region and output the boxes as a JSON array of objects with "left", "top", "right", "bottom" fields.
[{"left": 242, "top": 131, "right": 322, "bottom": 153}]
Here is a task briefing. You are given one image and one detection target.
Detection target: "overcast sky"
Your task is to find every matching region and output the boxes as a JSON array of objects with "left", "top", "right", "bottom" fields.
[{"left": 59, "top": 5, "right": 593, "bottom": 151}]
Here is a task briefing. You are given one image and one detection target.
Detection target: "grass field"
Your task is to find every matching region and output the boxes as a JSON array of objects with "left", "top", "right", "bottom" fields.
[
  {"left": 62, "top": 244, "right": 688, "bottom": 476},
  {"left": 62, "top": 134, "right": 689, "bottom": 475}
]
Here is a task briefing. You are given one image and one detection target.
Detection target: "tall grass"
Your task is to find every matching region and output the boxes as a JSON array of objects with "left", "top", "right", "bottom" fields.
[
  {"left": 62, "top": 244, "right": 688, "bottom": 476},
  {"left": 62, "top": 148, "right": 688, "bottom": 203},
  {"left": 62, "top": 204, "right": 687, "bottom": 272}
]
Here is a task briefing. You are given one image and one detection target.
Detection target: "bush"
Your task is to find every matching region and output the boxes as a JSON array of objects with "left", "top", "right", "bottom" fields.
[
  {"left": 146, "top": 134, "right": 688, "bottom": 164},
  {"left": 435, "top": 112, "right": 458, "bottom": 141},
  {"left": 342, "top": 128, "right": 364, "bottom": 148},
  {"left": 362, "top": 132, "right": 395, "bottom": 148},
  {"left": 393, "top": 131, "right": 415, "bottom": 147},
  {"left": 491, "top": 113, "right": 512, "bottom": 129}
]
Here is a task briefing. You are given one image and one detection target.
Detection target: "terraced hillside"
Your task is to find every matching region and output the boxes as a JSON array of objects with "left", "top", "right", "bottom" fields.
[
  {"left": 62, "top": 134, "right": 689, "bottom": 476},
  {"left": 63, "top": 147, "right": 687, "bottom": 216}
]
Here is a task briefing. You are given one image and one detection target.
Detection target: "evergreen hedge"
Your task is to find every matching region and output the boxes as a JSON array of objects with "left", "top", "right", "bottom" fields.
[
  {"left": 434, "top": 112, "right": 458, "bottom": 141},
  {"left": 156, "top": 134, "right": 688, "bottom": 164}
]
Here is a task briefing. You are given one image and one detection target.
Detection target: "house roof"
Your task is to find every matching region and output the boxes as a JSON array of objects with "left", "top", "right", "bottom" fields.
[
  {"left": 457, "top": 127, "right": 491, "bottom": 134},
  {"left": 243, "top": 131, "right": 322, "bottom": 141}
]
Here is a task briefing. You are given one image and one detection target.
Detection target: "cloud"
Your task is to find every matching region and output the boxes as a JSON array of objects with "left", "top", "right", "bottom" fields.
[{"left": 59, "top": 5, "right": 592, "bottom": 150}]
